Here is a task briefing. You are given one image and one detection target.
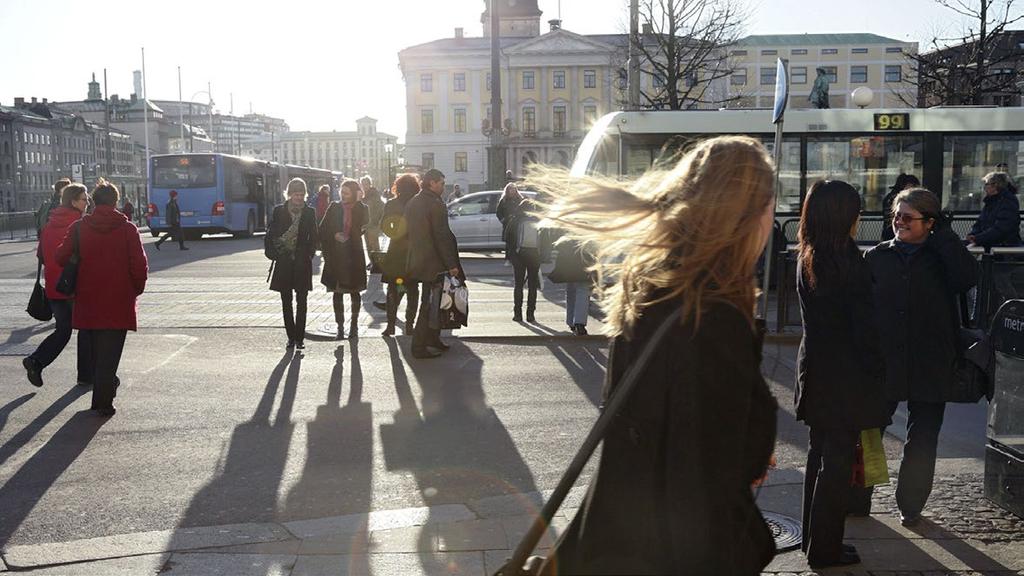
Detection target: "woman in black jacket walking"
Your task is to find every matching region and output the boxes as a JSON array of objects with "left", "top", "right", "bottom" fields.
[
  {"left": 267, "top": 178, "right": 318, "bottom": 350},
  {"left": 380, "top": 174, "right": 421, "bottom": 336},
  {"left": 319, "top": 179, "right": 369, "bottom": 339},
  {"left": 497, "top": 183, "right": 541, "bottom": 322},
  {"left": 865, "top": 187, "right": 979, "bottom": 526},
  {"left": 796, "top": 180, "right": 890, "bottom": 568},
  {"left": 527, "top": 136, "right": 779, "bottom": 575}
]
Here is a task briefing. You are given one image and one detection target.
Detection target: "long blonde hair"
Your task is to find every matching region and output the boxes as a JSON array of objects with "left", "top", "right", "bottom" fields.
[{"left": 525, "top": 135, "right": 774, "bottom": 336}]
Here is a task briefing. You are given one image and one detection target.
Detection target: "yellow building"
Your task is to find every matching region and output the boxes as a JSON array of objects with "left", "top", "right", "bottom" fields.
[
  {"left": 726, "top": 34, "right": 918, "bottom": 109},
  {"left": 399, "top": 0, "right": 623, "bottom": 191}
]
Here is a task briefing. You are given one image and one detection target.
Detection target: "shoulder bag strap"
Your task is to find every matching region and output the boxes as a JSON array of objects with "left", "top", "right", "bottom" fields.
[
  {"left": 498, "top": 306, "right": 685, "bottom": 576},
  {"left": 70, "top": 221, "right": 81, "bottom": 263}
]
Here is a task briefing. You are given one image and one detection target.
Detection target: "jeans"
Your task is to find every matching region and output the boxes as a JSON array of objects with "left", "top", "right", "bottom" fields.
[
  {"left": 386, "top": 282, "right": 419, "bottom": 327},
  {"left": 565, "top": 282, "right": 592, "bottom": 327},
  {"left": 281, "top": 289, "right": 308, "bottom": 342},
  {"left": 802, "top": 427, "right": 858, "bottom": 563},
  {"left": 413, "top": 277, "right": 441, "bottom": 349},
  {"left": 155, "top": 224, "right": 185, "bottom": 248},
  {"left": 82, "top": 329, "right": 126, "bottom": 410},
  {"left": 510, "top": 250, "right": 540, "bottom": 314},
  {"left": 31, "top": 298, "right": 91, "bottom": 383}
]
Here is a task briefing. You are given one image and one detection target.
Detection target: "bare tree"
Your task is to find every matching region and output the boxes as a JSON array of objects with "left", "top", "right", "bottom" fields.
[
  {"left": 627, "top": 0, "right": 747, "bottom": 110},
  {"left": 903, "top": 0, "right": 1024, "bottom": 106}
]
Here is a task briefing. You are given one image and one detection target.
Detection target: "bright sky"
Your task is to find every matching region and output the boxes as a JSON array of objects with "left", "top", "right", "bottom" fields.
[{"left": 0, "top": 0, "right": 988, "bottom": 140}]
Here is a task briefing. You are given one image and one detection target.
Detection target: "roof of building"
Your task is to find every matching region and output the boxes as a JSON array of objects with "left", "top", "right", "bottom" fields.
[
  {"left": 735, "top": 33, "right": 909, "bottom": 46},
  {"left": 127, "top": 99, "right": 165, "bottom": 114},
  {"left": 0, "top": 104, "right": 51, "bottom": 122},
  {"left": 356, "top": 116, "right": 377, "bottom": 123}
]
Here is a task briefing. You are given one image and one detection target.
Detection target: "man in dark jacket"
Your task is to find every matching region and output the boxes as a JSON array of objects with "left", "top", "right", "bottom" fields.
[
  {"left": 155, "top": 190, "right": 188, "bottom": 250},
  {"left": 967, "top": 172, "right": 1021, "bottom": 249},
  {"left": 35, "top": 178, "right": 70, "bottom": 234},
  {"left": 360, "top": 176, "right": 384, "bottom": 253},
  {"left": 405, "top": 169, "right": 461, "bottom": 358}
]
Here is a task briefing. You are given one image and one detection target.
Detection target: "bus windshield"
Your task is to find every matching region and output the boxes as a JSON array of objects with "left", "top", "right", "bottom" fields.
[{"left": 153, "top": 155, "right": 217, "bottom": 188}]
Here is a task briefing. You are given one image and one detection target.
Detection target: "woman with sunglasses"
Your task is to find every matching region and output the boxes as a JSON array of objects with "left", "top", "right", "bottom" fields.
[{"left": 864, "top": 188, "right": 977, "bottom": 526}]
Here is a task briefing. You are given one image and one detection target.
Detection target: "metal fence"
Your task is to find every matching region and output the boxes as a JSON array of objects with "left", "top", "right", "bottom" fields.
[{"left": 0, "top": 212, "right": 38, "bottom": 241}]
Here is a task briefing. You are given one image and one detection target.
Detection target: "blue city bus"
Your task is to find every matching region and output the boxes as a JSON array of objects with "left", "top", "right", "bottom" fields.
[{"left": 147, "top": 154, "right": 336, "bottom": 239}]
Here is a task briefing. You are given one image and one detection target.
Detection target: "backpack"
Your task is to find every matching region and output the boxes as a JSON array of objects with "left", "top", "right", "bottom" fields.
[
  {"left": 518, "top": 218, "right": 540, "bottom": 250},
  {"left": 34, "top": 195, "right": 58, "bottom": 232}
]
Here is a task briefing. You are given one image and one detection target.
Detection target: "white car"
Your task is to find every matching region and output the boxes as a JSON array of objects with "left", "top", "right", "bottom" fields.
[{"left": 447, "top": 190, "right": 535, "bottom": 249}]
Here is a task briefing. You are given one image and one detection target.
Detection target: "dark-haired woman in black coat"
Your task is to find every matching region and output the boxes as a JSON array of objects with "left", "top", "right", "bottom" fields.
[
  {"left": 796, "top": 180, "right": 890, "bottom": 569},
  {"left": 267, "top": 178, "right": 318, "bottom": 350}
]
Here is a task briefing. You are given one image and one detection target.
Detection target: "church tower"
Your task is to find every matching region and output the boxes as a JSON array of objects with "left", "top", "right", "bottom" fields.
[
  {"left": 87, "top": 72, "right": 102, "bottom": 101},
  {"left": 481, "top": 0, "right": 542, "bottom": 38}
]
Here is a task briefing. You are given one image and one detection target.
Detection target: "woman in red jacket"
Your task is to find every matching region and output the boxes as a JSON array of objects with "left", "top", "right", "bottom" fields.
[
  {"left": 57, "top": 181, "right": 148, "bottom": 417},
  {"left": 22, "top": 183, "right": 90, "bottom": 388}
]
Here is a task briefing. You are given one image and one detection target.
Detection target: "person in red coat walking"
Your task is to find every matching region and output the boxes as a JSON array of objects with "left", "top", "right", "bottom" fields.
[
  {"left": 22, "top": 183, "right": 90, "bottom": 388},
  {"left": 57, "top": 181, "right": 148, "bottom": 417}
]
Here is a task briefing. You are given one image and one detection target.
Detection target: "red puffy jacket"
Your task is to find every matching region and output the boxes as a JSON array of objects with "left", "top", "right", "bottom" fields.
[
  {"left": 57, "top": 205, "right": 148, "bottom": 330},
  {"left": 38, "top": 206, "right": 83, "bottom": 300}
]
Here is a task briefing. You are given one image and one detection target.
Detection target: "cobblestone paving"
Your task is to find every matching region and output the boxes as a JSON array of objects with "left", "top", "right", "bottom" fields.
[{"left": 870, "top": 474, "right": 1024, "bottom": 544}]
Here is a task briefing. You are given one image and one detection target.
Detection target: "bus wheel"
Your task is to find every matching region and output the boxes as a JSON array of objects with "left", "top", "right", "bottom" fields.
[{"left": 236, "top": 212, "right": 255, "bottom": 238}]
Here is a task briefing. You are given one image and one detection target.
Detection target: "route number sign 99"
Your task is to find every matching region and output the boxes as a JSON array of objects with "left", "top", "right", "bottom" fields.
[{"left": 874, "top": 113, "right": 910, "bottom": 131}]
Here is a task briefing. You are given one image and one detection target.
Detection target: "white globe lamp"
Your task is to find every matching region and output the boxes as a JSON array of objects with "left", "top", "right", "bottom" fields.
[{"left": 851, "top": 87, "right": 875, "bottom": 109}]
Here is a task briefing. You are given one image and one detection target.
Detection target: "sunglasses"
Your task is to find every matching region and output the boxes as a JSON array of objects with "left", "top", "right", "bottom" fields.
[{"left": 892, "top": 212, "right": 930, "bottom": 224}]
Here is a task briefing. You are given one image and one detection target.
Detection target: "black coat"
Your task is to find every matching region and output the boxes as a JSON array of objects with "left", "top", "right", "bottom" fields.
[
  {"left": 380, "top": 189, "right": 415, "bottom": 284},
  {"left": 404, "top": 190, "right": 460, "bottom": 283},
  {"left": 546, "top": 300, "right": 777, "bottom": 575},
  {"left": 865, "top": 225, "right": 979, "bottom": 403},
  {"left": 796, "top": 243, "right": 890, "bottom": 432},
  {"left": 267, "top": 204, "right": 317, "bottom": 293},
  {"left": 166, "top": 199, "right": 181, "bottom": 227},
  {"left": 548, "top": 237, "right": 593, "bottom": 284},
  {"left": 319, "top": 201, "right": 368, "bottom": 292},
  {"left": 968, "top": 189, "right": 1021, "bottom": 248}
]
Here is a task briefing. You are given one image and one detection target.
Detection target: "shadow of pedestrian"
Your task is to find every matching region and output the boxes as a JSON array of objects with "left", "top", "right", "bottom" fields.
[
  {"left": 0, "top": 393, "right": 35, "bottom": 436},
  {"left": 380, "top": 339, "right": 540, "bottom": 574},
  {"left": 0, "top": 386, "right": 89, "bottom": 467},
  {"left": 283, "top": 342, "right": 372, "bottom": 574},
  {"left": 1, "top": 324, "right": 53, "bottom": 346},
  {"left": 175, "top": 351, "right": 300, "bottom": 528},
  {"left": 0, "top": 410, "right": 107, "bottom": 547}
]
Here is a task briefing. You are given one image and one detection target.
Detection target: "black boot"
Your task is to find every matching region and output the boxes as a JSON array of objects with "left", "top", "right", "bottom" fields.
[{"left": 513, "top": 309, "right": 523, "bottom": 322}]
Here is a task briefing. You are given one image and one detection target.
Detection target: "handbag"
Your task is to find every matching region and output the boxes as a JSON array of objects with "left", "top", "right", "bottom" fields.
[
  {"left": 947, "top": 292, "right": 993, "bottom": 403},
  {"left": 851, "top": 428, "right": 889, "bottom": 488},
  {"left": 493, "top": 307, "right": 684, "bottom": 576},
  {"left": 27, "top": 260, "right": 53, "bottom": 321},
  {"left": 55, "top": 223, "right": 80, "bottom": 296}
]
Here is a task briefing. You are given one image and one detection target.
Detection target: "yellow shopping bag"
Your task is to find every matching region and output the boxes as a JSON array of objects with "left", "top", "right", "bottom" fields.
[{"left": 860, "top": 428, "right": 890, "bottom": 487}]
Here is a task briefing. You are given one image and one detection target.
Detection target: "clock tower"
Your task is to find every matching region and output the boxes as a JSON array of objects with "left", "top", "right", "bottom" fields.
[{"left": 481, "top": 0, "right": 543, "bottom": 38}]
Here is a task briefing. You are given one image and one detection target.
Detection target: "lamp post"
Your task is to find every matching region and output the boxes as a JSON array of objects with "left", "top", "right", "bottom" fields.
[{"left": 384, "top": 142, "right": 394, "bottom": 187}]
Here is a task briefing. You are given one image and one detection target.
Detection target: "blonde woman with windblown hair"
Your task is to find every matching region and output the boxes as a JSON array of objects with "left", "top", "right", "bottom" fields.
[{"left": 527, "top": 136, "right": 779, "bottom": 575}]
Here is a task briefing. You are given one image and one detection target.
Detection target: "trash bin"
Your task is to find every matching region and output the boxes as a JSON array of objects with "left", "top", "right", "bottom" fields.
[{"left": 985, "top": 299, "right": 1024, "bottom": 519}]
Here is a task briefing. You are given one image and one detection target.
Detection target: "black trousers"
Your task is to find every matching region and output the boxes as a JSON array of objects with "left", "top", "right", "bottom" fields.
[
  {"left": 156, "top": 224, "right": 185, "bottom": 248},
  {"left": 413, "top": 278, "right": 441, "bottom": 350},
  {"left": 386, "top": 282, "right": 419, "bottom": 327},
  {"left": 802, "top": 426, "right": 858, "bottom": 564},
  {"left": 332, "top": 292, "right": 361, "bottom": 327},
  {"left": 280, "top": 289, "right": 308, "bottom": 342},
  {"left": 82, "top": 329, "right": 126, "bottom": 410},
  {"left": 31, "top": 299, "right": 91, "bottom": 382},
  {"left": 510, "top": 250, "right": 540, "bottom": 314}
]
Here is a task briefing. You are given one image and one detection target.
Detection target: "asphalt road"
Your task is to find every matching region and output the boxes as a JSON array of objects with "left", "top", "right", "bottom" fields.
[{"left": 0, "top": 233, "right": 990, "bottom": 551}]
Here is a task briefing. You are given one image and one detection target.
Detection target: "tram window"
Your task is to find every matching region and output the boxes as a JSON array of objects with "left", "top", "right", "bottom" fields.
[
  {"left": 943, "top": 135, "right": 1024, "bottom": 211},
  {"left": 807, "top": 135, "right": 923, "bottom": 212},
  {"left": 760, "top": 138, "right": 802, "bottom": 212}
]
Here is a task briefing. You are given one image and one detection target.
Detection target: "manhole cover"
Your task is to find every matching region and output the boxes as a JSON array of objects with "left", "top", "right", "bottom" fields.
[{"left": 762, "top": 511, "right": 802, "bottom": 552}]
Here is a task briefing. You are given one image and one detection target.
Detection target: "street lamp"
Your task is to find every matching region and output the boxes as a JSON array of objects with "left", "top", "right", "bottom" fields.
[
  {"left": 189, "top": 89, "right": 214, "bottom": 152},
  {"left": 384, "top": 142, "right": 394, "bottom": 187}
]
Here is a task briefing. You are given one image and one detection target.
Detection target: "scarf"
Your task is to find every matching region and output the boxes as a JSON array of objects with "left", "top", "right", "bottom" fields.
[
  {"left": 893, "top": 239, "right": 923, "bottom": 264},
  {"left": 340, "top": 202, "right": 353, "bottom": 243},
  {"left": 276, "top": 203, "right": 304, "bottom": 258}
]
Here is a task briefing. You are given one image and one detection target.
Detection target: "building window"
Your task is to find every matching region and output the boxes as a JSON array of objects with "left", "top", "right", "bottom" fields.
[
  {"left": 421, "top": 109, "right": 434, "bottom": 134},
  {"left": 852, "top": 48, "right": 868, "bottom": 54},
  {"left": 553, "top": 106, "right": 567, "bottom": 135},
  {"left": 522, "top": 107, "right": 536, "bottom": 135},
  {"left": 422, "top": 153, "right": 434, "bottom": 169},
  {"left": 486, "top": 72, "right": 492, "bottom": 92},
  {"left": 885, "top": 65, "right": 902, "bottom": 82},
  {"left": 421, "top": 74, "right": 433, "bottom": 92},
  {"left": 454, "top": 108, "right": 467, "bottom": 133},
  {"left": 454, "top": 73, "right": 466, "bottom": 92},
  {"left": 760, "top": 67, "right": 776, "bottom": 85},
  {"left": 584, "top": 69, "right": 596, "bottom": 88},
  {"left": 821, "top": 48, "right": 838, "bottom": 55},
  {"left": 523, "top": 71, "right": 535, "bottom": 89},
  {"left": 454, "top": 152, "right": 468, "bottom": 172},
  {"left": 731, "top": 68, "right": 747, "bottom": 86},
  {"left": 617, "top": 69, "right": 627, "bottom": 89},
  {"left": 791, "top": 66, "right": 807, "bottom": 84},
  {"left": 850, "top": 65, "right": 868, "bottom": 83},
  {"left": 791, "top": 48, "right": 807, "bottom": 55},
  {"left": 730, "top": 50, "right": 747, "bottom": 56},
  {"left": 886, "top": 47, "right": 903, "bottom": 54},
  {"left": 652, "top": 72, "right": 665, "bottom": 87},
  {"left": 822, "top": 66, "right": 837, "bottom": 83},
  {"left": 584, "top": 104, "right": 598, "bottom": 126},
  {"left": 761, "top": 49, "right": 777, "bottom": 56},
  {"left": 553, "top": 70, "right": 566, "bottom": 89}
]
